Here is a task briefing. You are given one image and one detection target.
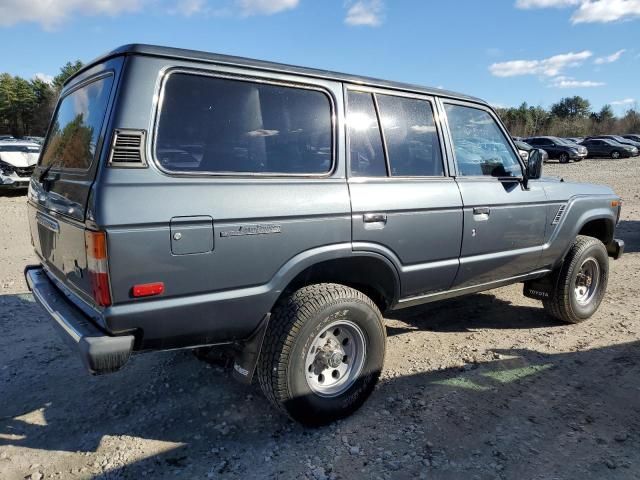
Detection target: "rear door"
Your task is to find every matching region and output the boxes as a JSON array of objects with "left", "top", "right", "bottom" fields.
[
  {"left": 346, "top": 86, "right": 463, "bottom": 298},
  {"left": 28, "top": 57, "right": 123, "bottom": 301},
  {"left": 442, "top": 100, "right": 548, "bottom": 288}
]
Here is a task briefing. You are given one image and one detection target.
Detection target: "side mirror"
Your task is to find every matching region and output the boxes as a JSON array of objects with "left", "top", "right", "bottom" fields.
[{"left": 525, "top": 149, "right": 543, "bottom": 185}]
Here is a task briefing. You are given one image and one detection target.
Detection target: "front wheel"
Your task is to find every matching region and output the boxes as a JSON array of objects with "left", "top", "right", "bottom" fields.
[
  {"left": 543, "top": 236, "right": 609, "bottom": 324},
  {"left": 559, "top": 152, "right": 569, "bottom": 163},
  {"left": 611, "top": 150, "right": 621, "bottom": 159},
  {"left": 257, "top": 283, "right": 386, "bottom": 426}
]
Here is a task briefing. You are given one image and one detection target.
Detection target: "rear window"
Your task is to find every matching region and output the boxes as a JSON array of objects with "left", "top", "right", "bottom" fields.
[
  {"left": 155, "top": 73, "right": 333, "bottom": 175},
  {"left": 40, "top": 75, "right": 114, "bottom": 170}
]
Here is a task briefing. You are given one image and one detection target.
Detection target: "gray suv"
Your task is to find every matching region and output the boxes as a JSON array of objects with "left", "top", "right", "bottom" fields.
[{"left": 25, "top": 45, "right": 624, "bottom": 425}]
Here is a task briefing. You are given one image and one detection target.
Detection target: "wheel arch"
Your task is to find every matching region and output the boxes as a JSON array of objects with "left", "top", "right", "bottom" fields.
[
  {"left": 578, "top": 217, "right": 614, "bottom": 246},
  {"left": 272, "top": 250, "right": 401, "bottom": 314}
]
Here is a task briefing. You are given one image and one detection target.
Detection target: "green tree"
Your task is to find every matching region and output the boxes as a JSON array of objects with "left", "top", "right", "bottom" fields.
[
  {"left": 550, "top": 96, "right": 591, "bottom": 119},
  {"left": 52, "top": 60, "right": 84, "bottom": 91}
]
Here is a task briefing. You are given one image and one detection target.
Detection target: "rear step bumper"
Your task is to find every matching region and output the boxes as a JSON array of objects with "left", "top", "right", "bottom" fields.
[{"left": 25, "top": 266, "right": 134, "bottom": 375}]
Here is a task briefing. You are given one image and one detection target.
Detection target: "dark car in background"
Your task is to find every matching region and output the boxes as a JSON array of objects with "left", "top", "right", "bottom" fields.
[
  {"left": 580, "top": 138, "right": 638, "bottom": 159},
  {"left": 524, "top": 136, "right": 587, "bottom": 163},
  {"left": 514, "top": 139, "right": 548, "bottom": 164},
  {"left": 622, "top": 134, "right": 640, "bottom": 143},
  {"left": 587, "top": 135, "right": 640, "bottom": 151}
]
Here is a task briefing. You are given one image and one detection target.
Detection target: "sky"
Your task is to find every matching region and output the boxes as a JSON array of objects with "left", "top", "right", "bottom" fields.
[{"left": 0, "top": 0, "right": 639, "bottom": 113}]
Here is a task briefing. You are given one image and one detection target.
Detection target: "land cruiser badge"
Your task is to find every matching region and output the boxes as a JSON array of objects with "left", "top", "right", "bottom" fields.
[{"left": 220, "top": 224, "right": 282, "bottom": 238}]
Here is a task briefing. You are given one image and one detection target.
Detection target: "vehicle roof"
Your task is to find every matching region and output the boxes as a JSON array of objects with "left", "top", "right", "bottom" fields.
[{"left": 67, "top": 43, "right": 488, "bottom": 106}]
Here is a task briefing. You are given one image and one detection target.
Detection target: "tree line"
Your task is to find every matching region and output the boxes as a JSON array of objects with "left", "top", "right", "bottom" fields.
[
  {"left": 496, "top": 96, "right": 640, "bottom": 138},
  {"left": 0, "top": 61, "right": 83, "bottom": 137},
  {"left": 1, "top": 61, "right": 639, "bottom": 140}
]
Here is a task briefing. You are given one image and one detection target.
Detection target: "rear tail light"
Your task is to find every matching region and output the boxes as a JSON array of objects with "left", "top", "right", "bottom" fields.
[{"left": 85, "top": 230, "right": 112, "bottom": 307}]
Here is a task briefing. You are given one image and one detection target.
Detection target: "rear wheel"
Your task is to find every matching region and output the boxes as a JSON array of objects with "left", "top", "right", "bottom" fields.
[
  {"left": 257, "top": 283, "right": 386, "bottom": 426},
  {"left": 543, "top": 235, "right": 609, "bottom": 324},
  {"left": 611, "top": 150, "right": 621, "bottom": 159},
  {"left": 559, "top": 152, "right": 569, "bottom": 163}
]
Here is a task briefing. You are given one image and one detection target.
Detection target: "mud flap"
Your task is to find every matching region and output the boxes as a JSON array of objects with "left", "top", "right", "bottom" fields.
[
  {"left": 523, "top": 270, "right": 560, "bottom": 301},
  {"left": 232, "top": 313, "right": 270, "bottom": 384}
]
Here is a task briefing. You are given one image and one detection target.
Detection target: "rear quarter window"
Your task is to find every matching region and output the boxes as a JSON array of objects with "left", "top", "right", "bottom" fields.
[
  {"left": 155, "top": 73, "right": 334, "bottom": 175},
  {"left": 40, "top": 75, "right": 114, "bottom": 170}
]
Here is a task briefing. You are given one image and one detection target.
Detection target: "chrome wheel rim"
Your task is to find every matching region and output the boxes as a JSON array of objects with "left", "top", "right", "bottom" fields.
[
  {"left": 574, "top": 258, "right": 600, "bottom": 305},
  {"left": 612, "top": 151, "right": 620, "bottom": 159},
  {"left": 304, "top": 319, "right": 366, "bottom": 397}
]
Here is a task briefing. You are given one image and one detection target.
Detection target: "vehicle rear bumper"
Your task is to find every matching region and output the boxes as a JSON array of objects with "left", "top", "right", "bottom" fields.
[
  {"left": 607, "top": 238, "right": 625, "bottom": 260},
  {"left": 25, "top": 265, "right": 134, "bottom": 375}
]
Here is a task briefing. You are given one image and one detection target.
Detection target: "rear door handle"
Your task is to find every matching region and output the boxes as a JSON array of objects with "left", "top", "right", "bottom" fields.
[
  {"left": 473, "top": 207, "right": 491, "bottom": 215},
  {"left": 363, "top": 213, "right": 387, "bottom": 223}
]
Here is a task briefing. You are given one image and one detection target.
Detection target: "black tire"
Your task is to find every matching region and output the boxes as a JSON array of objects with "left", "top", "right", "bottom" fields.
[
  {"left": 257, "top": 283, "right": 386, "bottom": 426},
  {"left": 559, "top": 152, "right": 569, "bottom": 163},
  {"left": 611, "top": 150, "right": 621, "bottom": 159},
  {"left": 543, "top": 235, "right": 609, "bottom": 324}
]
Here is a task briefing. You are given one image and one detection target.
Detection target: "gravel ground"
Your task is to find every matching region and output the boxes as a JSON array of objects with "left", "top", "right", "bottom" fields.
[{"left": 1, "top": 158, "right": 639, "bottom": 480}]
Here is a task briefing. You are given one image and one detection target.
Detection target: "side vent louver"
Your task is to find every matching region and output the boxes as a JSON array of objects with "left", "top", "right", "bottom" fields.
[
  {"left": 108, "top": 129, "right": 147, "bottom": 168},
  {"left": 552, "top": 204, "right": 567, "bottom": 225}
]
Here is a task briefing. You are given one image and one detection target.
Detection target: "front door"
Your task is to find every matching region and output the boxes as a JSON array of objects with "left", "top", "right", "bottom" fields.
[
  {"left": 442, "top": 101, "right": 548, "bottom": 288},
  {"left": 346, "top": 87, "right": 463, "bottom": 298}
]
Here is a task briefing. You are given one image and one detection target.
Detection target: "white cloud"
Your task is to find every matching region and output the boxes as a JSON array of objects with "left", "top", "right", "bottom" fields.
[
  {"left": 345, "top": 0, "right": 384, "bottom": 26},
  {"left": 0, "top": 0, "right": 143, "bottom": 29},
  {"left": 516, "top": 0, "right": 640, "bottom": 23},
  {"left": 516, "top": 0, "right": 579, "bottom": 8},
  {"left": 169, "top": 0, "right": 206, "bottom": 16},
  {"left": 594, "top": 49, "right": 626, "bottom": 63},
  {"left": 548, "top": 75, "right": 605, "bottom": 87},
  {"left": 237, "top": 0, "right": 299, "bottom": 16},
  {"left": 33, "top": 73, "right": 53, "bottom": 84},
  {"left": 572, "top": 0, "right": 640, "bottom": 23},
  {"left": 611, "top": 97, "right": 636, "bottom": 105},
  {"left": 489, "top": 50, "right": 592, "bottom": 77}
]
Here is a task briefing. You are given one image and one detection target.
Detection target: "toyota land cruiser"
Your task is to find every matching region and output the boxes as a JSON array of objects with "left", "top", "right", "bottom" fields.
[{"left": 25, "top": 44, "right": 624, "bottom": 425}]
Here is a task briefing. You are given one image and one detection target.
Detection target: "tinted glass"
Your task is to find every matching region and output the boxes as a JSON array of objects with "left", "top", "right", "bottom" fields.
[
  {"left": 445, "top": 104, "right": 522, "bottom": 178},
  {"left": 376, "top": 95, "right": 443, "bottom": 177},
  {"left": 156, "top": 74, "right": 332, "bottom": 174},
  {"left": 40, "top": 76, "right": 114, "bottom": 169},
  {"left": 347, "top": 91, "right": 386, "bottom": 177}
]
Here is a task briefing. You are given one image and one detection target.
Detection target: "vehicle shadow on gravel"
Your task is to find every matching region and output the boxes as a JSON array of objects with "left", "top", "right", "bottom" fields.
[
  {"left": 1, "top": 292, "right": 639, "bottom": 479},
  {"left": 617, "top": 220, "right": 640, "bottom": 253},
  {"left": 386, "top": 293, "right": 561, "bottom": 335}
]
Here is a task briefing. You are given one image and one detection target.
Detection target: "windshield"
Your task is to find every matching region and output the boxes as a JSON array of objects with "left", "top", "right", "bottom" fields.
[
  {"left": 39, "top": 75, "right": 114, "bottom": 170},
  {"left": 553, "top": 137, "right": 576, "bottom": 146}
]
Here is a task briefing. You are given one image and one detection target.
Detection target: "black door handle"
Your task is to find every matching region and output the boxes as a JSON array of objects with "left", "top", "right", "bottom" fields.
[
  {"left": 473, "top": 207, "right": 491, "bottom": 215},
  {"left": 363, "top": 213, "right": 387, "bottom": 223}
]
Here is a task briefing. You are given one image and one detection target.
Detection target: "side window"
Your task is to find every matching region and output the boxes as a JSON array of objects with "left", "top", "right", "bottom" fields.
[
  {"left": 445, "top": 104, "right": 522, "bottom": 178},
  {"left": 347, "top": 91, "right": 386, "bottom": 177},
  {"left": 156, "top": 73, "right": 332, "bottom": 174},
  {"left": 376, "top": 94, "right": 444, "bottom": 177}
]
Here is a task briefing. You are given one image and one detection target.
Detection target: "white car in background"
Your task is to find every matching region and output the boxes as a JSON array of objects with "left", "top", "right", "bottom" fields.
[{"left": 0, "top": 141, "right": 41, "bottom": 190}]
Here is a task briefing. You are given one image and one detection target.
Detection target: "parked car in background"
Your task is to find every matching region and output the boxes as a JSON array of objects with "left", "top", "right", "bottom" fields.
[
  {"left": 0, "top": 141, "right": 41, "bottom": 189},
  {"left": 513, "top": 140, "right": 548, "bottom": 164},
  {"left": 622, "top": 134, "right": 640, "bottom": 143},
  {"left": 524, "top": 136, "right": 587, "bottom": 163},
  {"left": 587, "top": 135, "right": 640, "bottom": 151},
  {"left": 23, "top": 136, "right": 45, "bottom": 145},
  {"left": 579, "top": 138, "right": 638, "bottom": 159},
  {"left": 0, "top": 135, "right": 15, "bottom": 141}
]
